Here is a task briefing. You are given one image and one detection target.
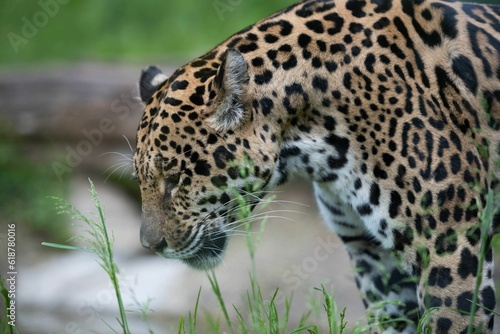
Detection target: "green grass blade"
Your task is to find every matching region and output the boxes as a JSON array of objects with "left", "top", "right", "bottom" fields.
[
  {"left": 178, "top": 316, "right": 186, "bottom": 334},
  {"left": 316, "top": 285, "right": 334, "bottom": 334},
  {"left": 233, "top": 305, "right": 250, "bottom": 334},
  {"left": 41, "top": 242, "right": 94, "bottom": 253},
  {"left": 207, "top": 270, "right": 234, "bottom": 334},
  {"left": 416, "top": 307, "right": 439, "bottom": 333},
  {"left": 191, "top": 286, "right": 202, "bottom": 332},
  {"left": 88, "top": 179, "right": 131, "bottom": 334},
  {"left": 280, "top": 292, "right": 293, "bottom": 334},
  {"left": 267, "top": 289, "right": 280, "bottom": 334},
  {"left": 289, "top": 325, "right": 317, "bottom": 334},
  {"left": 467, "top": 190, "right": 495, "bottom": 333},
  {"left": 296, "top": 308, "right": 312, "bottom": 330}
]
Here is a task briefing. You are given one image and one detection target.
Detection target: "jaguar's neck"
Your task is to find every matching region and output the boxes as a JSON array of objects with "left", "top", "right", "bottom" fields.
[{"left": 251, "top": 68, "right": 359, "bottom": 191}]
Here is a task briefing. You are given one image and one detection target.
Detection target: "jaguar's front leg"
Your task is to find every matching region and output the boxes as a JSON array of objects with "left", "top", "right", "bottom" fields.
[
  {"left": 408, "top": 231, "right": 496, "bottom": 333},
  {"left": 346, "top": 240, "right": 419, "bottom": 334},
  {"left": 314, "top": 183, "right": 419, "bottom": 333}
]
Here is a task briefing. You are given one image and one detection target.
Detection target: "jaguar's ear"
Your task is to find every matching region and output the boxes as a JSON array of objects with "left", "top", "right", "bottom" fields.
[
  {"left": 139, "top": 66, "right": 168, "bottom": 104},
  {"left": 208, "top": 49, "right": 249, "bottom": 132}
]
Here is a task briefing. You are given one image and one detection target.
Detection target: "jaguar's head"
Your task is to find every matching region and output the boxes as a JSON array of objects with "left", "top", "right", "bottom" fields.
[{"left": 134, "top": 50, "right": 279, "bottom": 269}]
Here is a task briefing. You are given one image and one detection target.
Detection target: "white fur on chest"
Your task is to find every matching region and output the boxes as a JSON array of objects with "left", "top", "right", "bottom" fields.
[
  {"left": 275, "top": 134, "right": 396, "bottom": 249},
  {"left": 313, "top": 179, "right": 395, "bottom": 250}
]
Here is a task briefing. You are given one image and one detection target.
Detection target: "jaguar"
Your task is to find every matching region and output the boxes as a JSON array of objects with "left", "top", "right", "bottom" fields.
[{"left": 134, "top": 0, "right": 500, "bottom": 332}]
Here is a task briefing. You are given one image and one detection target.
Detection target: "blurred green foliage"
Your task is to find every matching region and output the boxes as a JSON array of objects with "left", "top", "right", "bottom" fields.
[
  {"left": 0, "top": 0, "right": 296, "bottom": 65},
  {"left": 1, "top": 0, "right": 499, "bottom": 65},
  {"left": 0, "top": 127, "right": 68, "bottom": 240}
]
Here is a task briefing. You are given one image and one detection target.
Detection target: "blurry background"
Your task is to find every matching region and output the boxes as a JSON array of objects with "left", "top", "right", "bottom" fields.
[{"left": 0, "top": 0, "right": 499, "bottom": 333}]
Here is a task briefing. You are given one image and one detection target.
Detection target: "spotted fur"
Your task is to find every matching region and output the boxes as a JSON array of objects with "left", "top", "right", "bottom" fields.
[{"left": 134, "top": 0, "right": 500, "bottom": 332}]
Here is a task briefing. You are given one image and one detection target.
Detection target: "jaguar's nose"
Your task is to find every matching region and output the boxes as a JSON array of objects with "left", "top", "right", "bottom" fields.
[
  {"left": 150, "top": 237, "right": 168, "bottom": 252},
  {"left": 140, "top": 223, "right": 167, "bottom": 252}
]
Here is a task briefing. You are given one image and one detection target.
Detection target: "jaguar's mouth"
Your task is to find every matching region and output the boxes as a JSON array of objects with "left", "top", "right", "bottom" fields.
[{"left": 181, "top": 232, "right": 228, "bottom": 270}]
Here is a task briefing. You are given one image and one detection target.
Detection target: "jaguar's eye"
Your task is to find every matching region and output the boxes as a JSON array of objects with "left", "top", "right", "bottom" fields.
[{"left": 165, "top": 172, "right": 181, "bottom": 197}]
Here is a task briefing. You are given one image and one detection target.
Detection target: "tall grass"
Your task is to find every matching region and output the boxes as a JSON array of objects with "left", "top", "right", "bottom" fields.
[
  {"left": 43, "top": 179, "right": 133, "bottom": 333},
  {"left": 40, "top": 178, "right": 351, "bottom": 333},
  {"left": 38, "top": 177, "right": 499, "bottom": 333},
  {"left": 177, "top": 171, "right": 324, "bottom": 333}
]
